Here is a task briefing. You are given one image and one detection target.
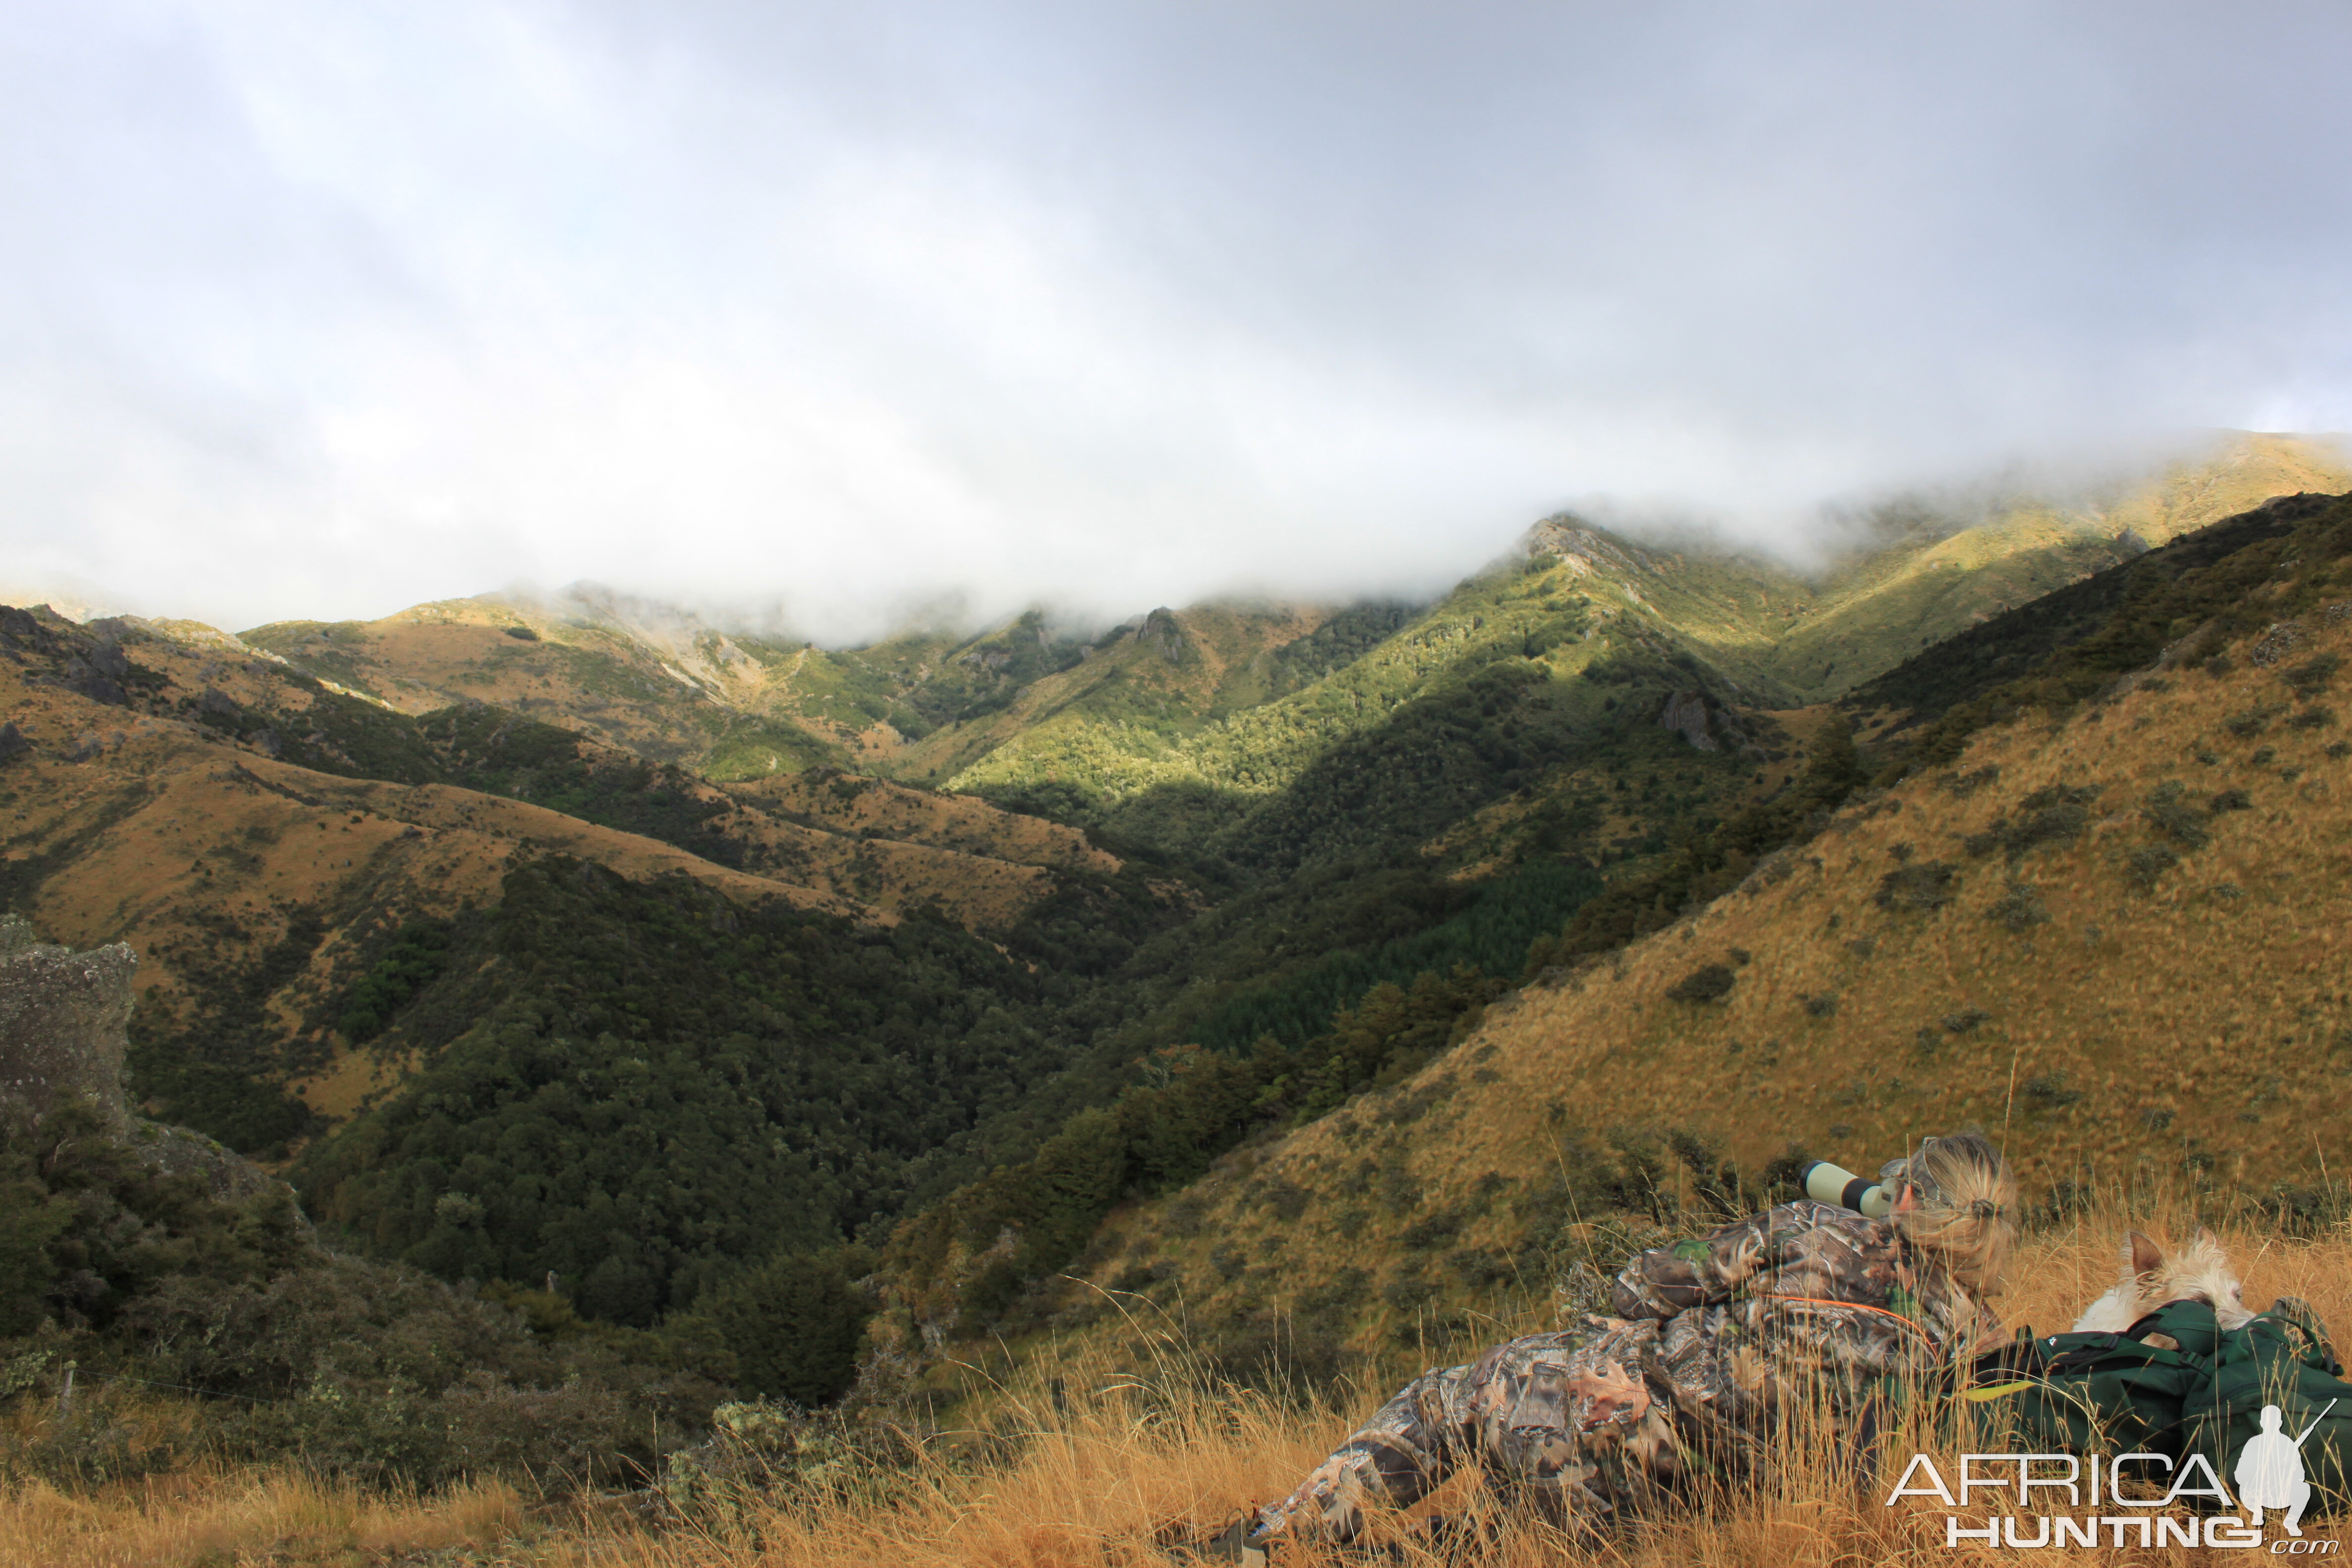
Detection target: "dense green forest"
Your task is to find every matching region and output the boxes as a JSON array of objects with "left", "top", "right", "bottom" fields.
[
  {"left": 1187, "top": 857, "right": 1604, "bottom": 1053},
  {"left": 199, "top": 572, "right": 1782, "bottom": 1342},
  {"left": 292, "top": 858, "right": 1083, "bottom": 1324}
]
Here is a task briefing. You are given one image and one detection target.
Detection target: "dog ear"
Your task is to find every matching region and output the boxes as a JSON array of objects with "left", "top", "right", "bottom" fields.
[
  {"left": 2126, "top": 1230, "right": 2164, "bottom": 1277},
  {"left": 2193, "top": 1225, "right": 2219, "bottom": 1251}
]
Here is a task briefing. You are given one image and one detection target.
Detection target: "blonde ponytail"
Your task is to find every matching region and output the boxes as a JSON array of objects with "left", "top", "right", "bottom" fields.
[{"left": 1892, "top": 1131, "right": 2017, "bottom": 1294}]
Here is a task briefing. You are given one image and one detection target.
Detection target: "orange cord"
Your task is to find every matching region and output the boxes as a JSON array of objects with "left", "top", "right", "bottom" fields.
[{"left": 1752, "top": 1294, "right": 1940, "bottom": 1346}]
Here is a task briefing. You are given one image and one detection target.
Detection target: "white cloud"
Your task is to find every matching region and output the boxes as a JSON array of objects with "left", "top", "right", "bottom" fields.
[{"left": 4, "top": 1, "right": 2350, "bottom": 639}]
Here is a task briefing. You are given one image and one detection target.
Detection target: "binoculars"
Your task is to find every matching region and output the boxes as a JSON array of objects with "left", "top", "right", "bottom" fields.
[{"left": 1800, "top": 1158, "right": 1899, "bottom": 1218}]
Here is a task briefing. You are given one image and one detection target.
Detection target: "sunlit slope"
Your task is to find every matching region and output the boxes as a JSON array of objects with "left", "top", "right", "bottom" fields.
[
  {"left": 864, "top": 601, "right": 1363, "bottom": 784},
  {"left": 932, "top": 437, "right": 2346, "bottom": 855},
  {"left": 1762, "top": 431, "right": 2352, "bottom": 695},
  {"left": 938, "top": 554, "right": 1773, "bottom": 836},
  {"left": 243, "top": 591, "right": 850, "bottom": 777},
  {"left": 0, "top": 605, "right": 1142, "bottom": 1144},
  {"left": 1049, "top": 573, "right": 2352, "bottom": 1357}
]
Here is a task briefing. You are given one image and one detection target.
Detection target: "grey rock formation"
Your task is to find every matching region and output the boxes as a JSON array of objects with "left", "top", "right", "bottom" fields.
[
  {"left": 0, "top": 916, "right": 135, "bottom": 1133},
  {"left": 1658, "top": 689, "right": 1719, "bottom": 751},
  {"left": 0, "top": 915, "right": 306, "bottom": 1213},
  {"left": 1140, "top": 607, "right": 1187, "bottom": 664}
]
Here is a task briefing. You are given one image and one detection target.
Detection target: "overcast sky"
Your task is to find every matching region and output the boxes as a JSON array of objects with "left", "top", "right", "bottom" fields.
[{"left": 5, "top": 2, "right": 2350, "bottom": 639}]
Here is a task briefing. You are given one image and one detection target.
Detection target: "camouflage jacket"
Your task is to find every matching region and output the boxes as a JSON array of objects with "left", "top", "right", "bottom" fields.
[
  {"left": 1251, "top": 1202, "right": 2000, "bottom": 1542},
  {"left": 1609, "top": 1199, "right": 1993, "bottom": 1407}
]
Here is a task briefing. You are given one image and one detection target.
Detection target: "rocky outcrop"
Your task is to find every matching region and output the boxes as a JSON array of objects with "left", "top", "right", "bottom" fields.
[
  {"left": 1658, "top": 689, "right": 1759, "bottom": 754},
  {"left": 0, "top": 914, "right": 135, "bottom": 1133},
  {"left": 1524, "top": 517, "right": 1656, "bottom": 578},
  {"left": 1140, "top": 608, "right": 1187, "bottom": 664},
  {"left": 0, "top": 914, "right": 303, "bottom": 1210},
  {"left": 1658, "top": 689, "right": 1719, "bottom": 751}
]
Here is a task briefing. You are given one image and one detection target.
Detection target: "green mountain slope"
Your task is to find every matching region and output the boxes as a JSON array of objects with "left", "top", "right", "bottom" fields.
[{"left": 878, "top": 484, "right": 2352, "bottom": 1405}]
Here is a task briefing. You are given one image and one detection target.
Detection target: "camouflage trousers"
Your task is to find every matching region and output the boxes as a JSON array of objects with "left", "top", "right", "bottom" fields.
[{"left": 1251, "top": 1314, "right": 1772, "bottom": 1543}]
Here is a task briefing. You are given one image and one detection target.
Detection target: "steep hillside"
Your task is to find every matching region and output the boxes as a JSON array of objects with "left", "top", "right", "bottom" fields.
[
  {"left": 943, "top": 546, "right": 1789, "bottom": 869},
  {"left": 877, "top": 485, "right": 2352, "bottom": 1396},
  {"left": 906, "top": 436, "right": 2342, "bottom": 864},
  {"left": 243, "top": 589, "right": 850, "bottom": 777},
  {"left": 0, "top": 606, "right": 1169, "bottom": 1157},
  {"left": 243, "top": 592, "right": 1363, "bottom": 787},
  {"left": 1759, "top": 430, "right": 2350, "bottom": 694}
]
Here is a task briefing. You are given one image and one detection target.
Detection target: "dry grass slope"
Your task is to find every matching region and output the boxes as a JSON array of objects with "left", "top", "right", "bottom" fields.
[{"left": 1042, "top": 597, "right": 2352, "bottom": 1365}]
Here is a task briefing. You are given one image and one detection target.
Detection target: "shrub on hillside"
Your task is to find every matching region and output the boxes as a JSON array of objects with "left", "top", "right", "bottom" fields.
[
  {"left": 681, "top": 1248, "right": 875, "bottom": 1410},
  {"left": 2140, "top": 783, "right": 2210, "bottom": 850},
  {"left": 2022, "top": 1071, "right": 2084, "bottom": 1110},
  {"left": 1963, "top": 785, "right": 2103, "bottom": 861},
  {"left": 1666, "top": 963, "right": 1736, "bottom": 1003},
  {"left": 336, "top": 919, "right": 451, "bottom": 1042},
  {"left": 1987, "top": 880, "right": 2052, "bottom": 931},
  {"left": 1938, "top": 766, "right": 2001, "bottom": 797},
  {"left": 1872, "top": 860, "right": 1960, "bottom": 913},
  {"left": 2284, "top": 652, "right": 2344, "bottom": 697},
  {"left": 1381, "top": 1270, "right": 1439, "bottom": 1313}
]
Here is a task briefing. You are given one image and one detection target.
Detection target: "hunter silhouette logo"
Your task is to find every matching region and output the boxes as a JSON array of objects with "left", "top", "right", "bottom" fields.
[
  {"left": 2240, "top": 1401, "right": 2338, "bottom": 1538},
  {"left": 1887, "top": 1448, "right": 2345, "bottom": 1552}
]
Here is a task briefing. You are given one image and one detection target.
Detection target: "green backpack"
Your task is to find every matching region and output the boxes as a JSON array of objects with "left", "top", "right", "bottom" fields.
[
  {"left": 1960, "top": 1299, "right": 2219, "bottom": 1458},
  {"left": 1960, "top": 1298, "right": 2352, "bottom": 1515},
  {"left": 2182, "top": 1297, "right": 2352, "bottom": 1509}
]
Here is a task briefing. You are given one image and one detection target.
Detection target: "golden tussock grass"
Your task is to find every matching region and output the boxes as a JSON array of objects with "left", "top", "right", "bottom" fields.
[
  {"left": 0, "top": 1468, "right": 531, "bottom": 1568},
  {"left": 21, "top": 1194, "right": 2343, "bottom": 1566}
]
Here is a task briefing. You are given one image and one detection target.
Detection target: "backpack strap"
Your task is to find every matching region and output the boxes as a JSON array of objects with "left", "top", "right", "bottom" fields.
[
  {"left": 1966, "top": 1326, "right": 2051, "bottom": 1385},
  {"left": 2043, "top": 1333, "right": 2208, "bottom": 1378},
  {"left": 2257, "top": 1297, "right": 2344, "bottom": 1376}
]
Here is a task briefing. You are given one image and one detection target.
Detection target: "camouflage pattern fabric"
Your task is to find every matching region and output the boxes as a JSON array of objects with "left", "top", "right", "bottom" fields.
[{"left": 1250, "top": 1200, "right": 1996, "bottom": 1542}]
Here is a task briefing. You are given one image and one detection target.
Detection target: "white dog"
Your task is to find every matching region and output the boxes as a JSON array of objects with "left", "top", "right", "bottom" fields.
[{"left": 2071, "top": 1227, "right": 2254, "bottom": 1335}]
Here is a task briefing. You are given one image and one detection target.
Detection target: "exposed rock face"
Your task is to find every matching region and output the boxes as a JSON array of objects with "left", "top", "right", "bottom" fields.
[
  {"left": 0, "top": 914, "right": 302, "bottom": 1210},
  {"left": 1658, "top": 689, "right": 1719, "bottom": 751},
  {"left": 0, "top": 914, "right": 135, "bottom": 1133},
  {"left": 1523, "top": 517, "right": 1656, "bottom": 577},
  {"left": 1140, "top": 607, "right": 1187, "bottom": 664}
]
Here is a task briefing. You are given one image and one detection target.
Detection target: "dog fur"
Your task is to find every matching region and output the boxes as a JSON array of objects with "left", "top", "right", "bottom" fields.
[{"left": 2070, "top": 1226, "right": 2254, "bottom": 1334}]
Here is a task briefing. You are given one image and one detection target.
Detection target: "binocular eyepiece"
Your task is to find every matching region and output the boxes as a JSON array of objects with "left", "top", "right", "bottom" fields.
[{"left": 1800, "top": 1159, "right": 1896, "bottom": 1218}]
